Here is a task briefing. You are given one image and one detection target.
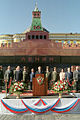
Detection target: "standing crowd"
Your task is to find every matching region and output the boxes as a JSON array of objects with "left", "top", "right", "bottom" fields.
[{"left": 0, "top": 65, "right": 80, "bottom": 92}]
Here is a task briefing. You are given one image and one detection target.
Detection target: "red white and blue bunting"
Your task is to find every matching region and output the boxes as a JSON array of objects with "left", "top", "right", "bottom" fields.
[
  {"left": 51, "top": 99, "right": 80, "bottom": 113},
  {"left": 1, "top": 98, "right": 80, "bottom": 114},
  {"left": 1, "top": 99, "right": 28, "bottom": 114},
  {"left": 21, "top": 98, "right": 60, "bottom": 114}
]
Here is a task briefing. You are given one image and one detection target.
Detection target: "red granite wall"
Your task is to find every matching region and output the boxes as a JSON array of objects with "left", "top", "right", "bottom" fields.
[
  {"left": 0, "top": 30, "right": 80, "bottom": 57},
  {"left": 0, "top": 39, "right": 80, "bottom": 56}
]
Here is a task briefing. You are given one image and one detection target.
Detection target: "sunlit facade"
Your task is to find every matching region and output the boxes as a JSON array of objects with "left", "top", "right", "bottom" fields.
[
  {"left": 0, "top": 33, "right": 80, "bottom": 46},
  {"left": 0, "top": 3, "right": 80, "bottom": 46}
]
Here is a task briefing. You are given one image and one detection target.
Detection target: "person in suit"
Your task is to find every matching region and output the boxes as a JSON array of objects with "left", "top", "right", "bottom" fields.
[
  {"left": 13, "top": 67, "right": 17, "bottom": 81},
  {"left": 0, "top": 66, "right": 4, "bottom": 91},
  {"left": 45, "top": 66, "right": 50, "bottom": 78},
  {"left": 4, "top": 66, "right": 13, "bottom": 92},
  {"left": 15, "top": 66, "right": 22, "bottom": 82},
  {"left": 65, "top": 67, "right": 73, "bottom": 89},
  {"left": 30, "top": 68, "right": 35, "bottom": 90},
  {"left": 23, "top": 66, "right": 29, "bottom": 83},
  {"left": 22, "top": 66, "right": 29, "bottom": 89},
  {"left": 71, "top": 66, "right": 74, "bottom": 80},
  {"left": 51, "top": 67, "right": 57, "bottom": 82},
  {"left": 45, "top": 66, "right": 51, "bottom": 89},
  {"left": 65, "top": 67, "right": 73, "bottom": 82},
  {"left": 73, "top": 66, "right": 80, "bottom": 91},
  {"left": 50, "top": 67, "right": 57, "bottom": 89},
  {"left": 59, "top": 68, "right": 65, "bottom": 81},
  {"left": 36, "top": 66, "right": 43, "bottom": 74}
]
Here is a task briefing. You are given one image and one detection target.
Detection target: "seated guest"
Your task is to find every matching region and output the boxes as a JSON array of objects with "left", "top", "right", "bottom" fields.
[
  {"left": 15, "top": 66, "right": 22, "bottom": 82},
  {"left": 30, "top": 68, "right": 35, "bottom": 90},
  {"left": 59, "top": 68, "right": 65, "bottom": 81}
]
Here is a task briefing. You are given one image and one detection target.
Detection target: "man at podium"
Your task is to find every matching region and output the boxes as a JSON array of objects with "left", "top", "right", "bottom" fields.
[
  {"left": 36, "top": 66, "right": 43, "bottom": 74},
  {"left": 33, "top": 66, "right": 47, "bottom": 96}
]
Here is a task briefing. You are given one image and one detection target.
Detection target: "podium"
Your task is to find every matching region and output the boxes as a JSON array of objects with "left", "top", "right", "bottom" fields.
[{"left": 33, "top": 74, "right": 48, "bottom": 96}]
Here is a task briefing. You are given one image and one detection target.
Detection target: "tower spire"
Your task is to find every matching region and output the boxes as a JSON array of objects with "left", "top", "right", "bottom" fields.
[
  {"left": 31, "top": 3, "right": 43, "bottom": 31},
  {"left": 34, "top": 2, "right": 39, "bottom": 11}
]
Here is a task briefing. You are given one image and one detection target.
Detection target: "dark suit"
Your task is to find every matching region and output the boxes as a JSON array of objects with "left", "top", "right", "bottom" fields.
[
  {"left": 4, "top": 69, "right": 13, "bottom": 92},
  {"left": 4, "top": 69, "right": 13, "bottom": 83},
  {"left": 0, "top": 70, "right": 4, "bottom": 90},
  {"left": 65, "top": 72, "right": 73, "bottom": 81},
  {"left": 30, "top": 72, "right": 35, "bottom": 90},
  {"left": 65, "top": 71, "right": 73, "bottom": 89},
  {"left": 23, "top": 71, "right": 29, "bottom": 83},
  {"left": 15, "top": 70, "right": 22, "bottom": 81},
  {"left": 51, "top": 71, "right": 57, "bottom": 82},
  {"left": 35, "top": 71, "right": 43, "bottom": 74},
  {"left": 73, "top": 70, "right": 80, "bottom": 91},
  {"left": 45, "top": 71, "right": 51, "bottom": 89}
]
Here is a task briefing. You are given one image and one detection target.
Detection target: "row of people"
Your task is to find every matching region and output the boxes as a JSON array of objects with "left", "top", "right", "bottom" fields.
[
  {"left": 0, "top": 65, "right": 80, "bottom": 92},
  {"left": 50, "top": 66, "right": 80, "bottom": 91}
]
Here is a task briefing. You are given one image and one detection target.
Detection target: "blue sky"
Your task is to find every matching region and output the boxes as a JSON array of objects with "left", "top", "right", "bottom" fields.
[{"left": 0, "top": 0, "right": 80, "bottom": 34}]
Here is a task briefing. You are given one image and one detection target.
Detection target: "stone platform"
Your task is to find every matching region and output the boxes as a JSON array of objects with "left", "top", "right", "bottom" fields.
[
  {"left": 0, "top": 93, "right": 80, "bottom": 120},
  {"left": 0, "top": 93, "right": 80, "bottom": 115}
]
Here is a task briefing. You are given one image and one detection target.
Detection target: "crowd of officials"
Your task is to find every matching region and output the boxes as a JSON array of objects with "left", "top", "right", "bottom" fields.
[{"left": 0, "top": 65, "right": 80, "bottom": 92}]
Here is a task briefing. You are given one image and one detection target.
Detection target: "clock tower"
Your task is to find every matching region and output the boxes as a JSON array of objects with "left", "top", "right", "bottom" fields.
[{"left": 30, "top": 2, "right": 43, "bottom": 31}]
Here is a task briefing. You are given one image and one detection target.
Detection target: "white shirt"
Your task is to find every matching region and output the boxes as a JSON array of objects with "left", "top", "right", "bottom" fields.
[{"left": 59, "top": 72, "right": 65, "bottom": 81}]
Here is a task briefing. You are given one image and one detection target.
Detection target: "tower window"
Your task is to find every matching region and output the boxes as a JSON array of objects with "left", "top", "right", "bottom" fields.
[
  {"left": 28, "top": 35, "right": 31, "bottom": 39},
  {"left": 44, "top": 35, "right": 46, "bottom": 39},
  {"left": 33, "top": 26, "right": 36, "bottom": 29},
  {"left": 32, "top": 35, "right": 35, "bottom": 39},
  {"left": 40, "top": 35, "right": 42, "bottom": 39},
  {"left": 37, "top": 13, "right": 39, "bottom": 16},
  {"left": 37, "top": 26, "right": 40, "bottom": 29},
  {"left": 34, "top": 13, "right": 36, "bottom": 16},
  {"left": 36, "top": 35, "right": 39, "bottom": 39}
]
